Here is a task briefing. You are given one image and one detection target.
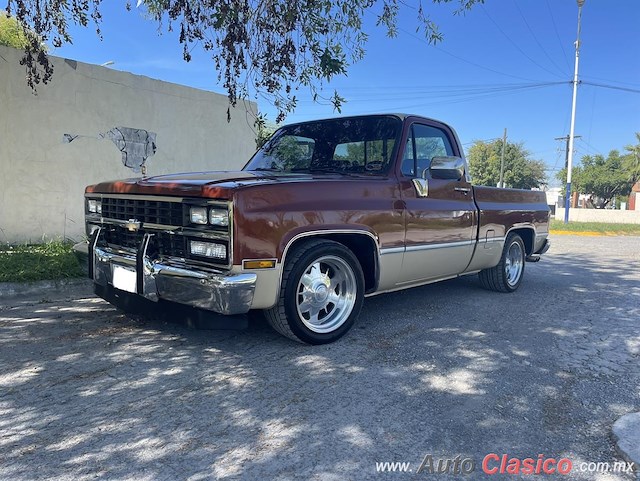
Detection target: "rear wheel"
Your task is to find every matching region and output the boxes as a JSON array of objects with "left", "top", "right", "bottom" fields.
[
  {"left": 479, "top": 233, "right": 526, "bottom": 293},
  {"left": 265, "top": 239, "right": 364, "bottom": 344}
]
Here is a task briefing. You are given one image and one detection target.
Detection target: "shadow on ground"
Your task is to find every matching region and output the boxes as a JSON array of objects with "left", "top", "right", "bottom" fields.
[{"left": 0, "top": 236, "right": 638, "bottom": 480}]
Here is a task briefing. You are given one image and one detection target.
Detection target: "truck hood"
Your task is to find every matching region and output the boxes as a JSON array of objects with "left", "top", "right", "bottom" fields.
[{"left": 85, "top": 170, "right": 316, "bottom": 198}]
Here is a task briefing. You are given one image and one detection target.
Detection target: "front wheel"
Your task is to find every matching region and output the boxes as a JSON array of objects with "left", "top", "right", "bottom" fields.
[
  {"left": 479, "top": 233, "right": 526, "bottom": 293},
  {"left": 265, "top": 239, "right": 364, "bottom": 344}
]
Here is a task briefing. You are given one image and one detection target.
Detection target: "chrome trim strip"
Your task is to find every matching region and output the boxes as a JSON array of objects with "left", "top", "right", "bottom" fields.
[
  {"left": 380, "top": 246, "right": 405, "bottom": 255},
  {"left": 98, "top": 218, "right": 181, "bottom": 231},
  {"left": 477, "top": 236, "right": 506, "bottom": 244},
  {"left": 160, "top": 256, "right": 228, "bottom": 274},
  {"left": 86, "top": 193, "right": 228, "bottom": 205},
  {"left": 181, "top": 230, "right": 230, "bottom": 241},
  {"left": 140, "top": 222, "right": 182, "bottom": 231},
  {"left": 404, "top": 240, "right": 474, "bottom": 252},
  {"left": 86, "top": 193, "right": 188, "bottom": 203},
  {"left": 281, "top": 229, "right": 381, "bottom": 261},
  {"left": 504, "top": 225, "right": 536, "bottom": 239},
  {"left": 506, "top": 225, "right": 536, "bottom": 236},
  {"left": 479, "top": 208, "right": 550, "bottom": 213},
  {"left": 278, "top": 229, "right": 381, "bottom": 295}
]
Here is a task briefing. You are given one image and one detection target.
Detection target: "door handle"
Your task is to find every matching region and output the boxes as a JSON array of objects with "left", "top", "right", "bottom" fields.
[{"left": 454, "top": 187, "right": 471, "bottom": 194}]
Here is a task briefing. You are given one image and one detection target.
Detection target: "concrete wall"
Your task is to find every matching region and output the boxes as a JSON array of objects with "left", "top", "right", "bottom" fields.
[
  {"left": 0, "top": 45, "right": 258, "bottom": 243},
  {"left": 555, "top": 208, "right": 640, "bottom": 224}
]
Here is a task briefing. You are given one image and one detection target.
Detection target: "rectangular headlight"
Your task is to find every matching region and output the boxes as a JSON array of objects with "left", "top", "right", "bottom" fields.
[
  {"left": 88, "top": 199, "right": 102, "bottom": 214},
  {"left": 209, "top": 208, "right": 229, "bottom": 227},
  {"left": 190, "top": 207, "right": 208, "bottom": 225},
  {"left": 190, "top": 240, "right": 227, "bottom": 259}
]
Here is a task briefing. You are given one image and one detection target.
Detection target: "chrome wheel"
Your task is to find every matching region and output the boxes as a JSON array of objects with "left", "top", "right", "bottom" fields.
[
  {"left": 296, "top": 255, "right": 357, "bottom": 333},
  {"left": 504, "top": 240, "right": 524, "bottom": 287}
]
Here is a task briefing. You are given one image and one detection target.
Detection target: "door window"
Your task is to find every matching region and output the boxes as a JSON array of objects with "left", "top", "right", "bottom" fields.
[{"left": 401, "top": 124, "right": 454, "bottom": 177}]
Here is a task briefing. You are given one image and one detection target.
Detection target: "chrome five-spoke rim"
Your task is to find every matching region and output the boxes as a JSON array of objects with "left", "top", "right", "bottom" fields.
[
  {"left": 504, "top": 241, "right": 524, "bottom": 287},
  {"left": 296, "top": 255, "right": 357, "bottom": 333}
]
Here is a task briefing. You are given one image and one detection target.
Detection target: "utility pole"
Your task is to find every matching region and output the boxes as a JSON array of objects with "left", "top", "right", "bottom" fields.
[
  {"left": 555, "top": 135, "right": 582, "bottom": 170},
  {"left": 564, "top": 0, "right": 585, "bottom": 224},
  {"left": 499, "top": 128, "right": 507, "bottom": 188}
]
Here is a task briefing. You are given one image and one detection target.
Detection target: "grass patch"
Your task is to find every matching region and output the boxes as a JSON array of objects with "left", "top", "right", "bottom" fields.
[
  {"left": 0, "top": 240, "right": 85, "bottom": 283},
  {"left": 550, "top": 219, "right": 640, "bottom": 235}
]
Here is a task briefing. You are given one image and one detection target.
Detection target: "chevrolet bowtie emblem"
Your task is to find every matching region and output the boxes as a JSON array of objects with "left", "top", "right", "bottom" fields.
[{"left": 124, "top": 219, "right": 142, "bottom": 232}]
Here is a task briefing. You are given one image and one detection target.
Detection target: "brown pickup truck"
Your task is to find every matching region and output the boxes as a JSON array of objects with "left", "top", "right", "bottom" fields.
[{"left": 77, "top": 114, "right": 550, "bottom": 344}]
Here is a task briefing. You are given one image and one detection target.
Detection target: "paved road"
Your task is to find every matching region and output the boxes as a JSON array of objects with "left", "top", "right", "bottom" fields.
[{"left": 1, "top": 235, "right": 638, "bottom": 481}]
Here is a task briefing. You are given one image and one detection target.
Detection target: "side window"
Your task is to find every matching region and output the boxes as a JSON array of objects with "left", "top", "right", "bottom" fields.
[
  {"left": 264, "top": 135, "right": 315, "bottom": 170},
  {"left": 401, "top": 124, "right": 454, "bottom": 177},
  {"left": 333, "top": 139, "right": 396, "bottom": 172}
]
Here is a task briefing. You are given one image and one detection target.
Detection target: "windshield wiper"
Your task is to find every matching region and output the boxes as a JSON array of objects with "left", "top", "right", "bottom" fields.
[
  {"left": 252, "top": 167, "right": 282, "bottom": 172},
  {"left": 307, "top": 167, "right": 356, "bottom": 176}
]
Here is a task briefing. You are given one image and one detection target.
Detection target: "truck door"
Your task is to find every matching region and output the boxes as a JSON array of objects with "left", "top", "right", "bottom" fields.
[{"left": 397, "top": 122, "right": 476, "bottom": 285}]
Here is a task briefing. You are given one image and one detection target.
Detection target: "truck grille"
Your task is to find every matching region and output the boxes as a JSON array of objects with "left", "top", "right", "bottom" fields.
[
  {"left": 103, "top": 227, "right": 188, "bottom": 259},
  {"left": 101, "top": 197, "right": 186, "bottom": 226}
]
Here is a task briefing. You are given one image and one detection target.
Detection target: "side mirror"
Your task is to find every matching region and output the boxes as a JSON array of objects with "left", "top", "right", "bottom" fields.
[{"left": 429, "top": 156, "right": 465, "bottom": 180}]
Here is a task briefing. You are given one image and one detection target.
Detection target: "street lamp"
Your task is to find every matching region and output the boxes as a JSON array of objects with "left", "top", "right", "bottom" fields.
[
  {"left": 100, "top": 61, "right": 115, "bottom": 67},
  {"left": 564, "top": 0, "right": 585, "bottom": 224}
]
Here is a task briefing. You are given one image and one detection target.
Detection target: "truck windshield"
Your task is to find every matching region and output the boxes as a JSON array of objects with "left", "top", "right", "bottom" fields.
[{"left": 244, "top": 116, "right": 402, "bottom": 175}]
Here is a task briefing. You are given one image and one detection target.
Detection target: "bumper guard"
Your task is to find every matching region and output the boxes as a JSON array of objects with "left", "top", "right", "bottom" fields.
[{"left": 74, "top": 230, "right": 256, "bottom": 315}]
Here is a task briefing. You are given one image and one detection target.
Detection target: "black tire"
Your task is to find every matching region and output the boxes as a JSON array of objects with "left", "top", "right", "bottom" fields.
[
  {"left": 264, "top": 239, "right": 365, "bottom": 344},
  {"left": 479, "top": 233, "right": 526, "bottom": 293}
]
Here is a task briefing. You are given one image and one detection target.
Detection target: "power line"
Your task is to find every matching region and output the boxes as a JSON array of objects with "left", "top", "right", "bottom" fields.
[
  {"left": 347, "top": 82, "right": 564, "bottom": 115},
  {"left": 577, "top": 138, "right": 603, "bottom": 156},
  {"left": 397, "top": 27, "right": 542, "bottom": 82},
  {"left": 480, "top": 4, "right": 565, "bottom": 80},
  {"left": 581, "top": 74, "right": 640, "bottom": 88},
  {"left": 544, "top": 0, "right": 571, "bottom": 72},
  {"left": 294, "top": 81, "right": 567, "bottom": 104},
  {"left": 581, "top": 81, "right": 640, "bottom": 94},
  {"left": 514, "top": 0, "right": 568, "bottom": 78}
]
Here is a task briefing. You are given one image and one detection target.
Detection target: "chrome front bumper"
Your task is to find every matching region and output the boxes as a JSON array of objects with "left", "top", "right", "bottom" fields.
[{"left": 73, "top": 233, "right": 256, "bottom": 315}]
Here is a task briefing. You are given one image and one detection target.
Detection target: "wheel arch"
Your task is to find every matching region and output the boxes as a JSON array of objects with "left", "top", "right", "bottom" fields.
[
  {"left": 506, "top": 226, "right": 535, "bottom": 255},
  {"left": 280, "top": 230, "right": 380, "bottom": 295}
]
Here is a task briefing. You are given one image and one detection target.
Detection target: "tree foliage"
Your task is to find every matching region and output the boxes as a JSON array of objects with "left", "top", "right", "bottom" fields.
[
  {"left": 0, "top": 10, "right": 36, "bottom": 49},
  {"left": 255, "top": 122, "right": 276, "bottom": 148},
  {"left": 467, "top": 139, "right": 546, "bottom": 189},
  {"left": 624, "top": 132, "right": 640, "bottom": 182},
  {"left": 557, "top": 137, "right": 640, "bottom": 208},
  {"left": 4, "top": 0, "right": 483, "bottom": 121}
]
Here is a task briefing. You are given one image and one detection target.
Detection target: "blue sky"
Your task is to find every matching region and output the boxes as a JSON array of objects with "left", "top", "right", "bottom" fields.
[{"left": 51, "top": 1, "right": 640, "bottom": 185}]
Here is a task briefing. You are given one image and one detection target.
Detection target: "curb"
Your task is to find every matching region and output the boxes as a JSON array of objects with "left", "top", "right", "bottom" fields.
[
  {"left": 550, "top": 230, "right": 640, "bottom": 237},
  {"left": 0, "top": 278, "right": 92, "bottom": 300},
  {"left": 550, "top": 230, "right": 605, "bottom": 236},
  {"left": 612, "top": 412, "right": 640, "bottom": 479}
]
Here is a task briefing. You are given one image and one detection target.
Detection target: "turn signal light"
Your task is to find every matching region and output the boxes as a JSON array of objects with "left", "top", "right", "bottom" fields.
[{"left": 243, "top": 260, "right": 276, "bottom": 269}]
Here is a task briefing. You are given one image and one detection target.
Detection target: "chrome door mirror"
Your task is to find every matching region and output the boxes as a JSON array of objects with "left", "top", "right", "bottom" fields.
[{"left": 430, "top": 156, "right": 465, "bottom": 180}]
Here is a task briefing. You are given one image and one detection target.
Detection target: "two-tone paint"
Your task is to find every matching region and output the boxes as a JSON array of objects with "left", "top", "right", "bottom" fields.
[{"left": 83, "top": 114, "right": 550, "bottom": 313}]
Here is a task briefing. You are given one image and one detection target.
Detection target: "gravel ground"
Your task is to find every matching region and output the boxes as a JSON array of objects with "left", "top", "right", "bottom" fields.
[{"left": 1, "top": 235, "right": 638, "bottom": 481}]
